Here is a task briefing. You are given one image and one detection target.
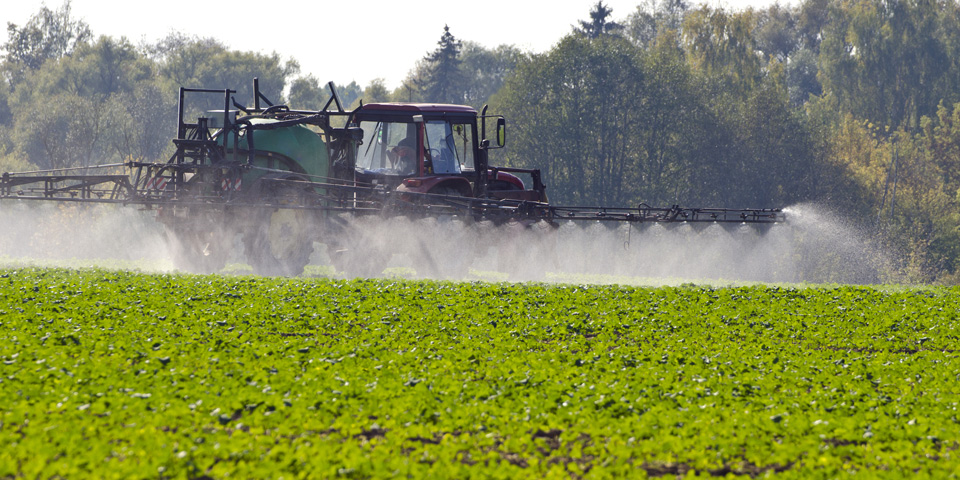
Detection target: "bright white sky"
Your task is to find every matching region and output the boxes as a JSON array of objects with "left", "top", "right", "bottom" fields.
[{"left": 3, "top": 0, "right": 785, "bottom": 90}]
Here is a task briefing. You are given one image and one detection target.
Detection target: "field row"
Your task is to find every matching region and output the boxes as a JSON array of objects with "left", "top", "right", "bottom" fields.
[{"left": 2, "top": 268, "right": 959, "bottom": 478}]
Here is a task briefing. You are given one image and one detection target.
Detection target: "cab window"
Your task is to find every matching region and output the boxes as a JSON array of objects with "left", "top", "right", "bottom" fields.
[
  {"left": 356, "top": 121, "right": 418, "bottom": 173},
  {"left": 424, "top": 120, "right": 474, "bottom": 174}
]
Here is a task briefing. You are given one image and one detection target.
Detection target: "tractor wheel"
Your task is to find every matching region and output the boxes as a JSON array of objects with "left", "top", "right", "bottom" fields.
[
  {"left": 164, "top": 215, "right": 232, "bottom": 274},
  {"left": 243, "top": 184, "right": 315, "bottom": 276}
]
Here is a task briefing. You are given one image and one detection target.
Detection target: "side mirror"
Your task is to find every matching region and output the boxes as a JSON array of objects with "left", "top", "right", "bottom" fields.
[{"left": 496, "top": 117, "right": 506, "bottom": 148}]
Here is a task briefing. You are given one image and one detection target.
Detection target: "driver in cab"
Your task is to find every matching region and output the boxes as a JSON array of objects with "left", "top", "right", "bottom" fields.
[{"left": 388, "top": 137, "right": 418, "bottom": 175}]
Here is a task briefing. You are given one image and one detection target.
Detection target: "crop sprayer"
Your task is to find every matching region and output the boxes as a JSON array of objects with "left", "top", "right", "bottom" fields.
[{"left": 0, "top": 79, "right": 784, "bottom": 278}]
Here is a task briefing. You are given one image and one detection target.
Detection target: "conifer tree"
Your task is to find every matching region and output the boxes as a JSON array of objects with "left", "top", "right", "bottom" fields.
[
  {"left": 578, "top": 1, "right": 623, "bottom": 39},
  {"left": 423, "top": 25, "right": 463, "bottom": 104}
]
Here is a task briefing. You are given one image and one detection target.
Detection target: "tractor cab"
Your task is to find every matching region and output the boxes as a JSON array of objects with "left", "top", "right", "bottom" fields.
[
  {"left": 351, "top": 102, "right": 546, "bottom": 202},
  {"left": 353, "top": 103, "right": 478, "bottom": 196}
]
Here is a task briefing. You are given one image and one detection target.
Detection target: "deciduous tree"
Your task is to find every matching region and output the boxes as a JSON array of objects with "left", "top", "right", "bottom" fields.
[{"left": 2, "top": 0, "right": 91, "bottom": 84}]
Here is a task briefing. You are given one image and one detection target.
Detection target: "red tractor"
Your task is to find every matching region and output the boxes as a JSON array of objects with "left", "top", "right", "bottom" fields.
[{"left": 351, "top": 103, "right": 546, "bottom": 202}]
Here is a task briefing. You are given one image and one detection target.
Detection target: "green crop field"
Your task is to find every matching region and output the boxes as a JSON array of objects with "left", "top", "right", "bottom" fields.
[{"left": 2, "top": 267, "right": 960, "bottom": 478}]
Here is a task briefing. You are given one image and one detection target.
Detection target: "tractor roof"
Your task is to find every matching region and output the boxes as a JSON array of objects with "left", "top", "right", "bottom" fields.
[{"left": 359, "top": 103, "right": 477, "bottom": 115}]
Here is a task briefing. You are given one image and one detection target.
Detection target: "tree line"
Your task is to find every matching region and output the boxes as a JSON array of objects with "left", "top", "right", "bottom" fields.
[{"left": 3, "top": 0, "right": 960, "bottom": 282}]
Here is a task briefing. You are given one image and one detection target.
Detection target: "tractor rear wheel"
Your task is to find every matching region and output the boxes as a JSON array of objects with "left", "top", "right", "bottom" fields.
[{"left": 243, "top": 183, "right": 314, "bottom": 276}]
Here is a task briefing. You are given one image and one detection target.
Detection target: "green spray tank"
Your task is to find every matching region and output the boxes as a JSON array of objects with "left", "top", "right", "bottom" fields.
[{"left": 224, "top": 116, "right": 331, "bottom": 185}]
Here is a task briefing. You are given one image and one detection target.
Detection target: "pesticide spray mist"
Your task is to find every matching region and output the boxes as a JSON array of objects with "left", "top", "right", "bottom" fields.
[
  {"left": 539, "top": 203, "right": 896, "bottom": 285},
  {"left": 0, "top": 202, "right": 174, "bottom": 271},
  {"left": 0, "top": 201, "right": 896, "bottom": 285}
]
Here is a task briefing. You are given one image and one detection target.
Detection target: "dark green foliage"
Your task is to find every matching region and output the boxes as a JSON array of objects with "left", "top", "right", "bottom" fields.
[
  {"left": 0, "top": 14, "right": 297, "bottom": 169},
  {"left": 493, "top": 35, "right": 647, "bottom": 206},
  {"left": 288, "top": 77, "right": 360, "bottom": 112},
  {"left": 492, "top": 29, "right": 819, "bottom": 209},
  {"left": 818, "top": 0, "right": 958, "bottom": 131},
  {"left": 784, "top": 47, "right": 820, "bottom": 106},
  {"left": 753, "top": 3, "right": 799, "bottom": 61},
  {"left": 459, "top": 42, "right": 524, "bottom": 109}
]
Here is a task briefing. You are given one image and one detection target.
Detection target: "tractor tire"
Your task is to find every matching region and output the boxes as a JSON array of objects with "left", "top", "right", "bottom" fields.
[{"left": 243, "top": 184, "right": 314, "bottom": 276}]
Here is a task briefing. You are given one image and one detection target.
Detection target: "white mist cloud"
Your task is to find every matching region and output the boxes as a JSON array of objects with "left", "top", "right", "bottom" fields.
[{"left": 0, "top": 200, "right": 895, "bottom": 285}]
